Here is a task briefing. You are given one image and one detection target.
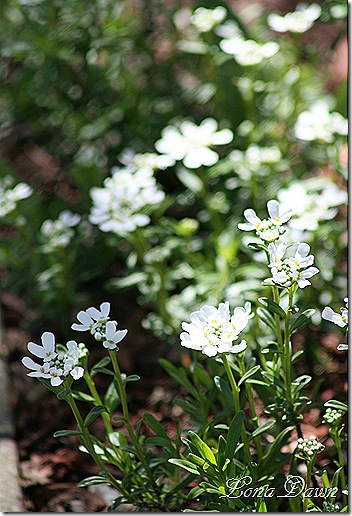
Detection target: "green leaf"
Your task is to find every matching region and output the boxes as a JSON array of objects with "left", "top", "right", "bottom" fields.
[
  {"left": 71, "top": 391, "right": 95, "bottom": 403},
  {"left": 91, "top": 357, "right": 111, "bottom": 376},
  {"left": 107, "top": 272, "right": 147, "bottom": 290},
  {"left": 92, "top": 366, "right": 114, "bottom": 376},
  {"left": 159, "top": 359, "right": 198, "bottom": 397},
  {"left": 168, "top": 458, "right": 199, "bottom": 475},
  {"left": 225, "top": 411, "right": 244, "bottom": 461},
  {"left": 238, "top": 365, "right": 260, "bottom": 386},
  {"left": 290, "top": 309, "right": 316, "bottom": 333},
  {"left": 332, "top": 467, "right": 343, "bottom": 489},
  {"left": 250, "top": 420, "right": 275, "bottom": 439},
  {"left": 258, "top": 426, "right": 294, "bottom": 475},
  {"left": 176, "top": 168, "right": 203, "bottom": 193},
  {"left": 259, "top": 298, "right": 286, "bottom": 319},
  {"left": 324, "top": 400, "right": 348, "bottom": 412},
  {"left": 188, "top": 431, "right": 217, "bottom": 465},
  {"left": 77, "top": 476, "right": 109, "bottom": 487},
  {"left": 54, "top": 429, "right": 82, "bottom": 437},
  {"left": 57, "top": 389, "right": 71, "bottom": 400},
  {"left": 104, "top": 380, "right": 120, "bottom": 413},
  {"left": 291, "top": 375, "right": 312, "bottom": 392},
  {"left": 125, "top": 374, "right": 140, "bottom": 383},
  {"left": 84, "top": 405, "right": 109, "bottom": 427},
  {"left": 257, "top": 308, "right": 277, "bottom": 332},
  {"left": 144, "top": 413, "right": 170, "bottom": 440},
  {"left": 214, "top": 375, "right": 234, "bottom": 405}
]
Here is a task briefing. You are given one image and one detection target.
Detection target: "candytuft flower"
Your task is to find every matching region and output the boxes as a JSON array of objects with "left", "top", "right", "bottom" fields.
[
  {"left": 180, "top": 301, "right": 251, "bottom": 357},
  {"left": 155, "top": 118, "right": 233, "bottom": 169},
  {"left": 238, "top": 200, "right": 292, "bottom": 242},
  {"left": 322, "top": 298, "right": 348, "bottom": 328},
  {"left": 41, "top": 210, "right": 81, "bottom": 249},
  {"left": 267, "top": 242, "right": 319, "bottom": 289},
  {"left": 72, "top": 302, "right": 128, "bottom": 350},
  {"left": 89, "top": 167, "right": 164, "bottom": 234},
  {"left": 294, "top": 100, "right": 348, "bottom": 143},
  {"left": 22, "top": 334, "right": 84, "bottom": 387},
  {"left": 0, "top": 175, "right": 33, "bottom": 217},
  {"left": 268, "top": 3, "right": 321, "bottom": 33}
]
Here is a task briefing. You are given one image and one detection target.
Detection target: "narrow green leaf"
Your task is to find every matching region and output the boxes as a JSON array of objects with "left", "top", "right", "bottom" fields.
[
  {"left": 250, "top": 420, "right": 275, "bottom": 439},
  {"left": 159, "top": 359, "right": 198, "bottom": 397},
  {"left": 257, "top": 308, "right": 277, "bottom": 332},
  {"left": 214, "top": 376, "right": 234, "bottom": 405},
  {"left": 259, "top": 298, "right": 286, "bottom": 319},
  {"left": 168, "top": 458, "right": 199, "bottom": 475},
  {"left": 57, "top": 389, "right": 71, "bottom": 400},
  {"left": 144, "top": 413, "right": 169, "bottom": 440},
  {"left": 238, "top": 365, "right": 260, "bottom": 386},
  {"left": 71, "top": 391, "right": 95, "bottom": 403},
  {"left": 54, "top": 429, "right": 82, "bottom": 437},
  {"left": 84, "top": 405, "right": 109, "bottom": 427},
  {"left": 225, "top": 411, "right": 244, "bottom": 460},
  {"left": 324, "top": 400, "right": 348, "bottom": 412},
  {"left": 91, "top": 366, "right": 114, "bottom": 376},
  {"left": 125, "top": 374, "right": 140, "bottom": 383},
  {"left": 188, "top": 431, "right": 217, "bottom": 465},
  {"left": 104, "top": 380, "right": 120, "bottom": 413},
  {"left": 290, "top": 309, "right": 316, "bottom": 333},
  {"left": 77, "top": 476, "right": 108, "bottom": 487},
  {"left": 176, "top": 168, "right": 203, "bottom": 193}
]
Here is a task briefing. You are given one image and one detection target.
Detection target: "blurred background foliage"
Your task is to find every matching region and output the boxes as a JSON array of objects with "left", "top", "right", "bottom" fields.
[{"left": 0, "top": 0, "right": 347, "bottom": 363}]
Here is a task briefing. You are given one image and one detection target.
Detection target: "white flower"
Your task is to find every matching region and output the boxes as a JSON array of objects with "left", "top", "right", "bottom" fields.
[
  {"left": 322, "top": 298, "right": 348, "bottom": 328},
  {"left": 102, "top": 321, "right": 128, "bottom": 350},
  {"left": 268, "top": 241, "right": 287, "bottom": 268},
  {"left": 268, "top": 3, "right": 321, "bottom": 33},
  {"left": 72, "top": 302, "right": 111, "bottom": 333},
  {"left": 41, "top": 210, "right": 81, "bottom": 249},
  {"left": 21, "top": 357, "right": 51, "bottom": 379},
  {"left": 220, "top": 37, "right": 279, "bottom": 66},
  {"left": 0, "top": 176, "right": 33, "bottom": 217},
  {"left": 22, "top": 334, "right": 84, "bottom": 387},
  {"left": 238, "top": 200, "right": 292, "bottom": 242},
  {"left": 155, "top": 118, "right": 233, "bottom": 169},
  {"left": 267, "top": 242, "right": 319, "bottom": 289},
  {"left": 119, "top": 150, "right": 174, "bottom": 171},
  {"left": 89, "top": 167, "right": 164, "bottom": 234},
  {"left": 294, "top": 100, "right": 348, "bottom": 143},
  {"left": 180, "top": 301, "right": 251, "bottom": 357},
  {"left": 277, "top": 180, "right": 348, "bottom": 241},
  {"left": 190, "top": 6, "right": 227, "bottom": 32},
  {"left": 27, "top": 331, "right": 57, "bottom": 362}
]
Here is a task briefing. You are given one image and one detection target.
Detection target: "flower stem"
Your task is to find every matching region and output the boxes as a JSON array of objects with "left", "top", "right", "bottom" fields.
[
  {"left": 84, "top": 370, "right": 114, "bottom": 434},
  {"left": 272, "top": 287, "right": 283, "bottom": 371},
  {"left": 238, "top": 354, "right": 263, "bottom": 460},
  {"left": 332, "top": 427, "right": 347, "bottom": 504},
  {"left": 222, "top": 354, "right": 252, "bottom": 464},
  {"left": 283, "top": 290, "right": 294, "bottom": 406},
  {"left": 65, "top": 391, "right": 131, "bottom": 500},
  {"left": 108, "top": 351, "right": 162, "bottom": 499}
]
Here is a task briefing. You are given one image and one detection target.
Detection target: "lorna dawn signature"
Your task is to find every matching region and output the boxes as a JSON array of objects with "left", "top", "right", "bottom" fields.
[{"left": 220, "top": 475, "right": 339, "bottom": 499}]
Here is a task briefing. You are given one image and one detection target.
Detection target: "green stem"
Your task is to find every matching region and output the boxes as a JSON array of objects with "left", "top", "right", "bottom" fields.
[
  {"left": 283, "top": 290, "right": 294, "bottom": 406},
  {"left": 65, "top": 392, "right": 131, "bottom": 500},
  {"left": 303, "top": 459, "right": 313, "bottom": 512},
  {"left": 83, "top": 370, "right": 114, "bottom": 434},
  {"left": 272, "top": 287, "right": 283, "bottom": 372},
  {"left": 333, "top": 428, "right": 347, "bottom": 504},
  {"left": 222, "top": 354, "right": 252, "bottom": 464},
  {"left": 238, "top": 354, "right": 263, "bottom": 461},
  {"left": 108, "top": 351, "right": 161, "bottom": 498}
]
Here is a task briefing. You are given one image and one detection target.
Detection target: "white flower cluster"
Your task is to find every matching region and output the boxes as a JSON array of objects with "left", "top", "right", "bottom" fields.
[
  {"left": 72, "top": 302, "right": 127, "bottom": 350},
  {"left": 322, "top": 297, "right": 348, "bottom": 329},
  {"left": 219, "top": 31, "right": 279, "bottom": 66},
  {"left": 238, "top": 200, "right": 293, "bottom": 242},
  {"left": 89, "top": 166, "right": 165, "bottom": 234},
  {"left": 268, "top": 3, "right": 321, "bottom": 33},
  {"left": 268, "top": 242, "right": 319, "bottom": 289},
  {"left": 190, "top": 6, "right": 227, "bottom": 32},
  {"left": 294, "top": 100, "right": 348, "bottom": 143},
  {"left": 323, "top": 408, "right": 343, "bottom": 426},
  {"left": 41, "top": 210, "right": 81, "bottom": 249},
  {"left": 297, "top": 436, "right": 324, "bottom": 457},
  {"left": 118, "top": 150, "right": 174, "bottom": 171},
  {"left": 0, "top": 176, "right": 32, "bottom": 217},
  {"left": 277, "top": 180, "right": 347, "bottom": 241},
  {"left": 227, "top": 145, "right": 282, "bottom": 182},
  {"left": 22, "top": 332, "right": 84, "bottom": 387},
  {"left": 180, "top": 301, "right": 252, "bottom": 357},
  {"left": 155, "top": 118, "right": 233, "bottom": 169}
]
